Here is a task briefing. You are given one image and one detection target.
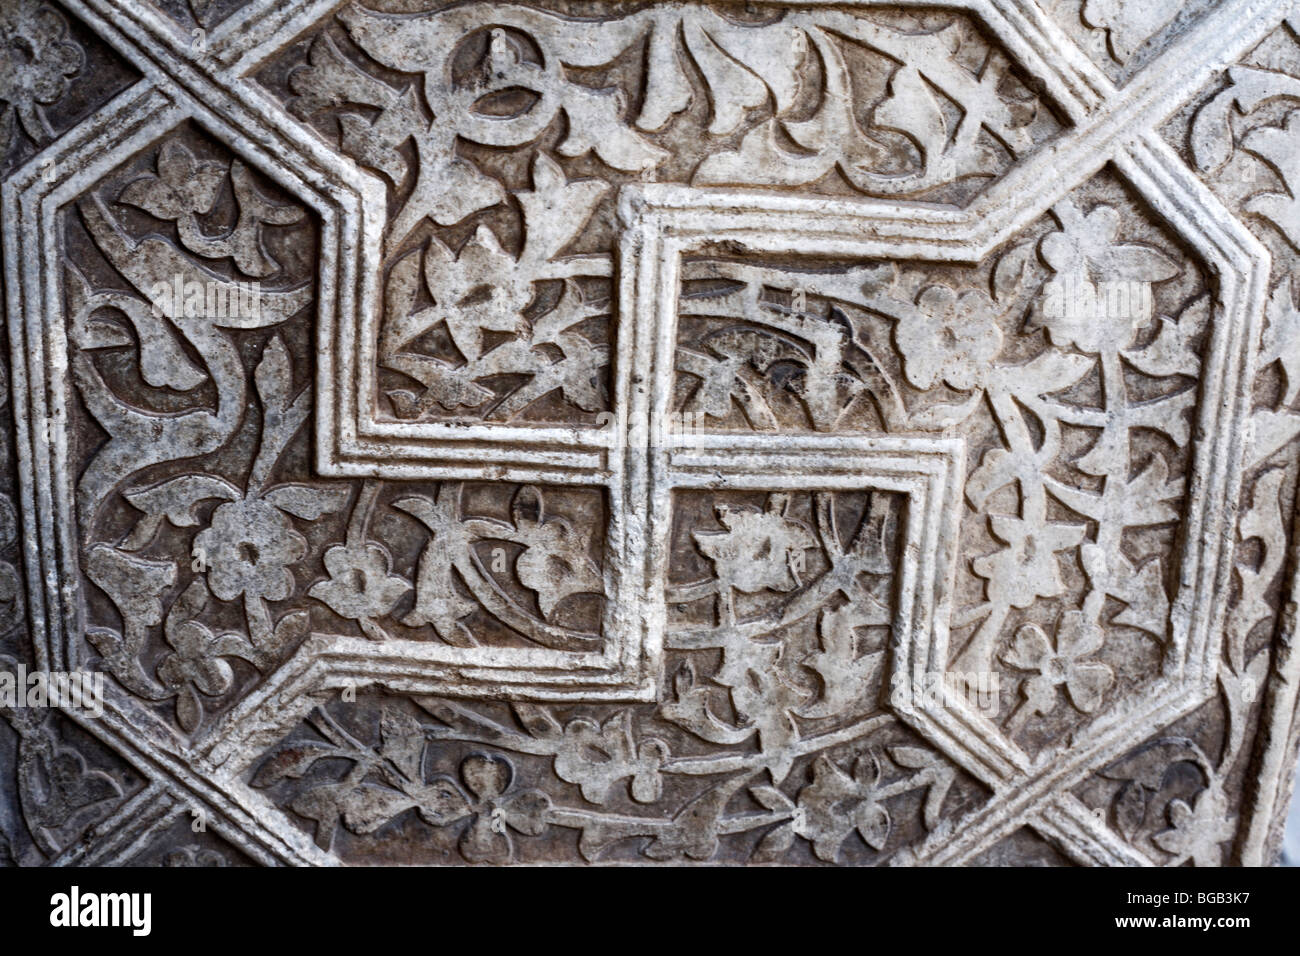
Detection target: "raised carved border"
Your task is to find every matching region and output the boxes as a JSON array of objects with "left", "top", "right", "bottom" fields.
[{"left": 2, "top": 0, "right": 1297, "bottom": 865}]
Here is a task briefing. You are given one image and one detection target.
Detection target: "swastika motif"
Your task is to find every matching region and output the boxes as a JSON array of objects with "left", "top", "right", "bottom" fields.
[{"left": 3, "top": 0, "right": 1300, "bottom": 866}]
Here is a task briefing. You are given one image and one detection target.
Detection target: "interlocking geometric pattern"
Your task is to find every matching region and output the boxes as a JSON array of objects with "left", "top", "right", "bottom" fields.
[{"left": 3, "top": 0, "right": 1300, "bottom": 866}]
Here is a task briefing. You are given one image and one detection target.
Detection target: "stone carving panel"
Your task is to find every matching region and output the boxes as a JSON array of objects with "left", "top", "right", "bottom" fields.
[
  {"left": 2, "top": 0, "right": 1300, "bottom": 867},
  {"left": 1043, "top": 0, "right": 1225, "bottom": 87},
  {"left": 0, "top": 0, "right": 138, "bottom": 176}
]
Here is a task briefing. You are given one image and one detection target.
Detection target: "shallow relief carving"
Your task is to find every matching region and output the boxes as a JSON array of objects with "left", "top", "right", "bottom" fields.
[{"left": 2, "top": 0, "right": 1300, "bottom": 866}]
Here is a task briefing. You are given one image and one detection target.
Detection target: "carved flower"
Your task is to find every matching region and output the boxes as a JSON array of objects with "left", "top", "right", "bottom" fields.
[
  {"left": 0, "top": 0, "right": 82, "bottom": 144},
  {"left": 506, "top": 485, "right": 604, "bottom": 620},
  {"left": 452, "top": 753, "right": 551, "bottom": 864},
  {"left": 426, "top": 226, "right": 531, "bottom": 363},
  {"left": 693, "top": 495, "right": 817, "bottom": 594},
  {"left": 793, "top": 754, "right": 890, "bottom": 863},
  {"left": 195, "top": 498, "right": 307, "bottom": 604},
  {"left": 155, "top": 580, "right": 261, "bottom": 733},
  {"left": 1002, "top": 611, "right": 1115, "bottom": 716},
  {"left": 895, "top": 285, "right": 1003, "bottom": 392},
  {"left": 156, "top": 618, "right": 235, "bottom": 701},
  {"left": 1151, "top": 784, "right": 1236, "bottom": 867},
  {"left": 552, "top": 712, "right": 667, "bottom": 805},
  {"left": 119, "top": 141, "right": 225, "bottom": 221},
  {"left": 163, "top": 845, "right": 228, "bottom": 867},
  {"left": 1038, "top": 204, "right": 1178, "bottom": 353},
  {"left": 971, "top": 514, "right": 1085, "bottom": 609},
  {"left": 309, "top": 543, "right": 411, "bottom": 623}
]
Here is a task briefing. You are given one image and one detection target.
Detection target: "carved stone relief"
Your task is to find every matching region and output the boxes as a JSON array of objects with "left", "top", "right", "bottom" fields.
[{"left": 3, "top": 0, "right": 1300, "bottom": 866}]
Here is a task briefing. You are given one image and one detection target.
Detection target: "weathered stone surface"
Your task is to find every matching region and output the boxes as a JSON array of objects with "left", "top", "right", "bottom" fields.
[{"left": 2, "top": 0, "right": 1300, "bottom": 866}]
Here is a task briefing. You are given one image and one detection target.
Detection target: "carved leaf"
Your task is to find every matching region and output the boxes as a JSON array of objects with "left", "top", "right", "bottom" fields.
[
  {"left": 380, "top": 707, "right": 426, "bottom": 781},
  {"left": 123, "top": 475, "right": 241, "bottom": 530},
  {"left": 393, "top": 491, "right": 480, "bottom": 644},
  {"left": 659, "top": 661, "right": 753, "bottom": 746},
  {"left": 1259, "top": 278, "right": 1300, "bottom": 406},
  {"left": 797, "top": 606, "right": 884, "bottom": 719},
  {"left": 509, "top": 486, "right": 604, "bottom": 619},
  {"left": 1244, "top": 110, "right": 1300, "bottom": 251},
  {"left": 516, "top": 153, "right": 608, "bottom": 265},
  {"left": 1123, "top": 296, "right": 1211, "bottom": 379},
  {"left": 251, "top": 743, "right": 336, "bottom": 789}
]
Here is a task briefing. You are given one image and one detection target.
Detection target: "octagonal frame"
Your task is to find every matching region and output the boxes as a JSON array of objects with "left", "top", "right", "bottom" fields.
[{"left": 0, "top": 0, "right": 1290, "bottom": 866}]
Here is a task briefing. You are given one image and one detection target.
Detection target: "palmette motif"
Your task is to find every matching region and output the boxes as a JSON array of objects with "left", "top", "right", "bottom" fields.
[{"left": 2, "top": 0, "right": 1300, "bottom": 867}]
